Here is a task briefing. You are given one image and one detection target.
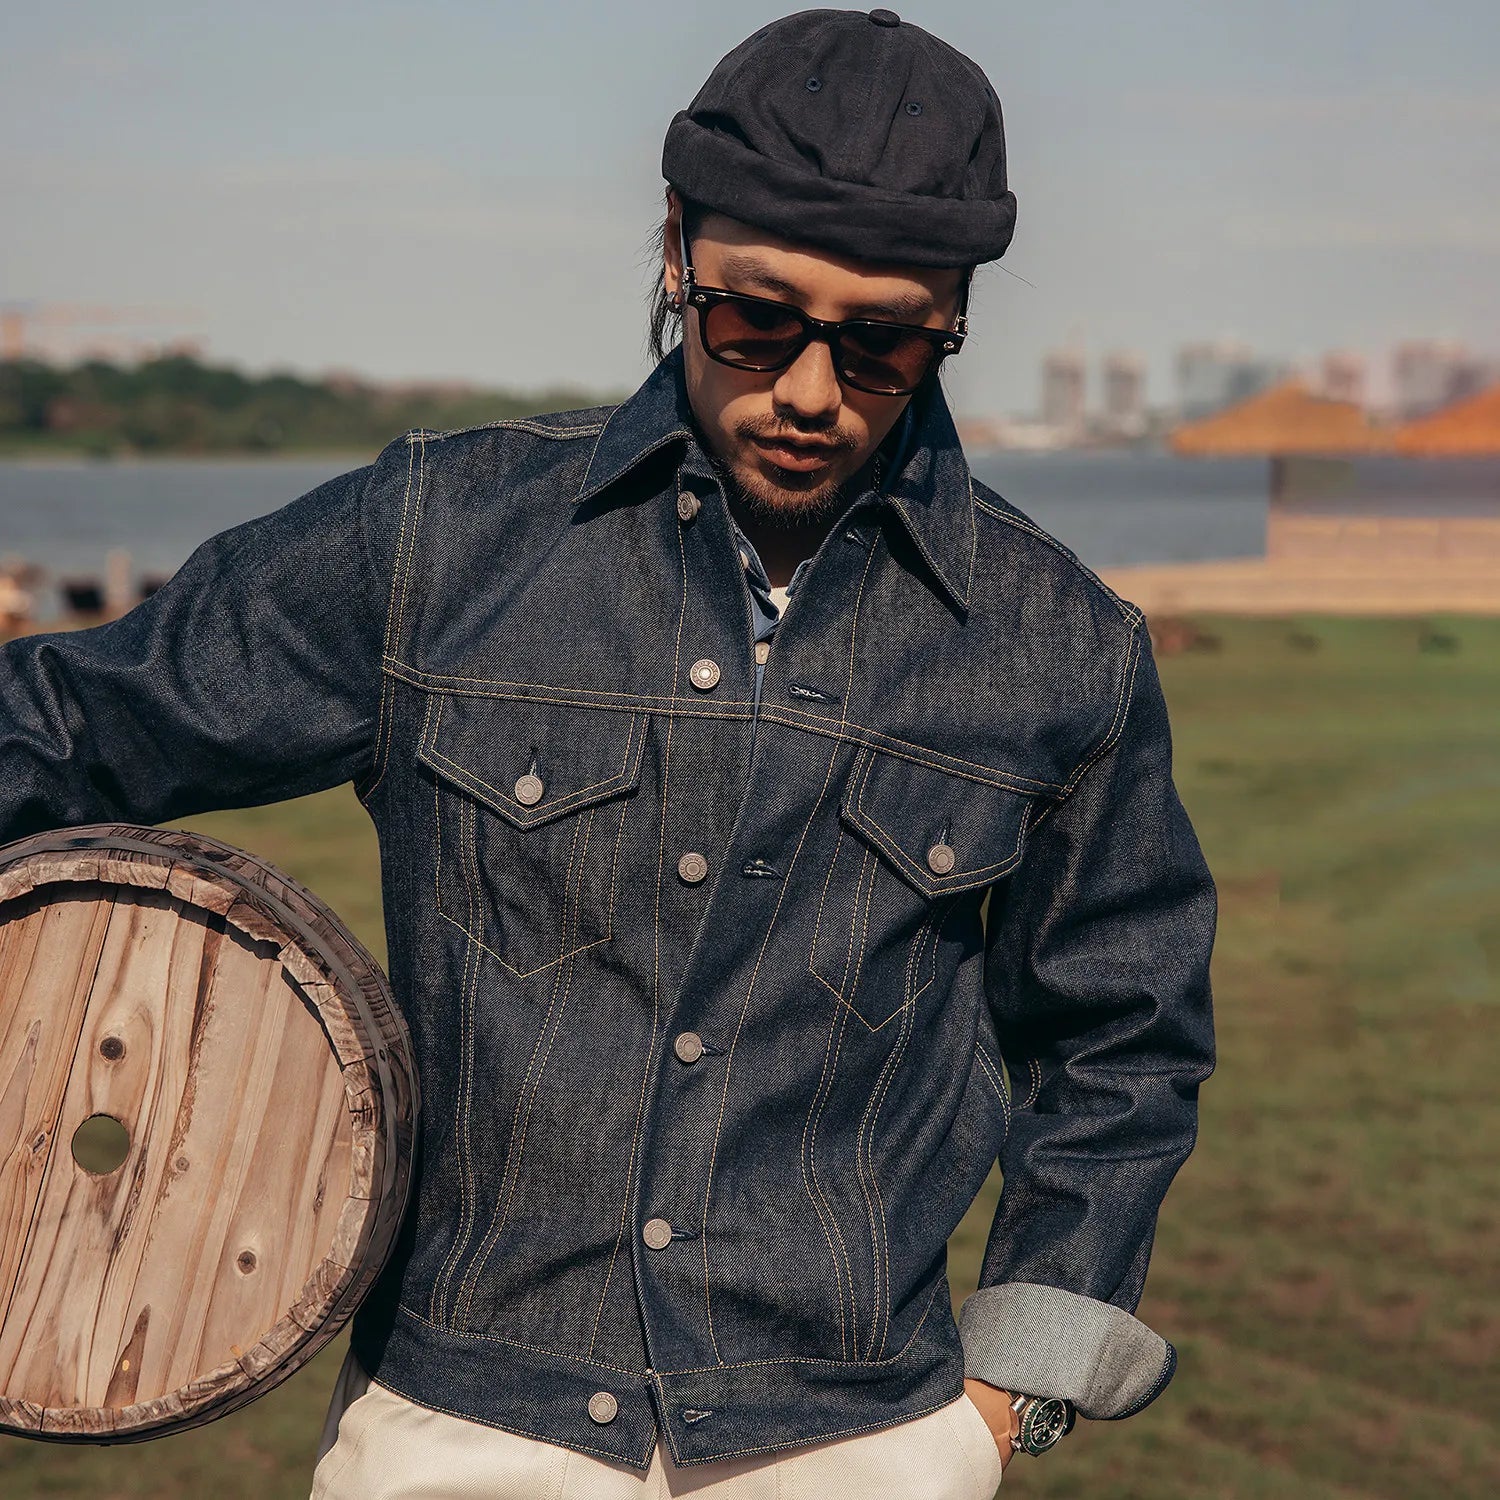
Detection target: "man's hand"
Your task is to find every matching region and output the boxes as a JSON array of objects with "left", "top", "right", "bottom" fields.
[{"left": 964, "top": 1375, "right": 1019, "bottom": 1474}]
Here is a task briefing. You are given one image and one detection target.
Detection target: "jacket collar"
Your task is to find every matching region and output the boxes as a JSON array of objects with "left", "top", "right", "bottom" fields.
[{"left": 576, "top": 345, "right": 976, "bottom": 614}]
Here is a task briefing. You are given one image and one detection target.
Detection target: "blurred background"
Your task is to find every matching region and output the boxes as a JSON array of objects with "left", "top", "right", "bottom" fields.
[{"left": 1, "top": 2, "right": 1497, "bottom": 1496}]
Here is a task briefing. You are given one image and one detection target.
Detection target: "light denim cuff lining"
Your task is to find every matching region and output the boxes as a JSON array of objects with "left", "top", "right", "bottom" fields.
[{"left": 957, "top": 1281, "right": 1176, "bottom": 1420}]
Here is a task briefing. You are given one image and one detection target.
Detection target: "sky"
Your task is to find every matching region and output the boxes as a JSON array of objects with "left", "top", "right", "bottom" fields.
[{"left": 3, "top": 0, "right": 1497, "bottom": 416}]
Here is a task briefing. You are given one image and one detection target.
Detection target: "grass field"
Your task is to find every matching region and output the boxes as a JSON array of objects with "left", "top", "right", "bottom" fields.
[{"left": 3, "top": 615, "right": 1497, "bottom": 1498}]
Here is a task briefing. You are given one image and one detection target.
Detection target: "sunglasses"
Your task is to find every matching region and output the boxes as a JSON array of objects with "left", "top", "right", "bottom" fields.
[{"left": 673, "top": 223, "right": 970, "bottom": 397}]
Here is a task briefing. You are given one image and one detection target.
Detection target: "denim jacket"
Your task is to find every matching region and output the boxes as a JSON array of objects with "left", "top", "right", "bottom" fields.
[{"left": 0, "top": 347, "right": 1216, "bottom": 1472}]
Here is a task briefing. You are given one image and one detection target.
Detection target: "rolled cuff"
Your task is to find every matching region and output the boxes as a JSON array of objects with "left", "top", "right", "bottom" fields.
[{"left": 957, "top": 1281, "right": 1177, "bottom": 1420}]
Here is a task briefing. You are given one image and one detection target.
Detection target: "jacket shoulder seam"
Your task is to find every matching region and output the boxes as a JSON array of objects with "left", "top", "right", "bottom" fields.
[
  {"left": 970, "top": 487, "right": 1144, "bottom": 630},
  {"left": 404, "top": 417, "right": 607, "bottom": 443}
]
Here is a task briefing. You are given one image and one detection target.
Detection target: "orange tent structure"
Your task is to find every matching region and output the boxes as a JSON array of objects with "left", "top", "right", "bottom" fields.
[
  {"left": 1169, "top": 378, "right": 1395, "bottom": 456},
  {"left": 1394, "top": 383, "right": 1500, "bottom": 456}
]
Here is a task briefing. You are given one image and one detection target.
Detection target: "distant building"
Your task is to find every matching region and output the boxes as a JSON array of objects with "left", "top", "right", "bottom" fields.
[
  {"left": 1320, "top": 351, "right": 1367, "bottom": 406},
  {"left": 1102, "top": 352, "right": 1147, "bottom": 432},
  {"left": 1176, "top": 339, "right": 1290, "bottom": 420},
  {"left": 1393, "top": 340, "right": 1490, "bottom": 418},
  {"left": 1041, "top": 350, "right": 1086, "bottom": 432}
]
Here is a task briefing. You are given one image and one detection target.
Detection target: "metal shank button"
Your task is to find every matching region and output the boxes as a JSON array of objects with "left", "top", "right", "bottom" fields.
[
  {"left": 678, "top": 851, "right": 709, "bottom": 884},
  {"left": 642, "top": 1217, "right": 674, "bottom": 1250},
  {"left": 513, "top": 774, "right": 544, "bottom": 806},
  {"left": 690, "top": 658, "right": 721, "bottom": 690},
  {"left": 674, "top": 1031, "right": 704, "bottom": 1064},
  {"left": 926, "top": 842, "right": 956, "bottom": 875},
  {"left": 588, "top": 1391, "right": 618, "bottom": 1424},
  {"left": 676, "top": 491, "right": 701, "bottom": 522}
]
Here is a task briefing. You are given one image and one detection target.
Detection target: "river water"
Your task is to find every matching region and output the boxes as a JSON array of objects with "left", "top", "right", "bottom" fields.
[{"left": 1, "top": 450, "right": 1279, "bottom": 621}]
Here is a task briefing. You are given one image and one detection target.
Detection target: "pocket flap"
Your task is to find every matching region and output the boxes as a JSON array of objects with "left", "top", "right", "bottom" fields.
[
  {"left": 417, "top": 693, "right": 648, "bottom": 830},
  {"left": 841, "top": 744, "right": 1037, "bottom": 898}
]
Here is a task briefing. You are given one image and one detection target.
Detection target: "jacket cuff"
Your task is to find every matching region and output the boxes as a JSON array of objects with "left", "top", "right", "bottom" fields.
[{"left": 957, "top": 1282, "right": 1177, "bottom": 1420}]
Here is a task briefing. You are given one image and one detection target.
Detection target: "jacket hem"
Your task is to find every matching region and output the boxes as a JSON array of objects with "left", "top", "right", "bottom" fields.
[{"left": 350, "top": 1294, "right": 968, "bottom": 1472}]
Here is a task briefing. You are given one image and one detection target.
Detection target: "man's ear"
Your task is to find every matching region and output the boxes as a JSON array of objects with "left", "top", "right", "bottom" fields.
[{"left": 664, "top": 190, "right": 684, "bottom": 304}]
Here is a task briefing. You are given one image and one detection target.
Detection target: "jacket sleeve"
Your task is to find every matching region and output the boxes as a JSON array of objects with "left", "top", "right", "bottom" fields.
[
  {"left": 957, "top": 619, "right": 1217, "bottom": 1419},
  {"left": 0, "top": 437, "right": 411, "bottom": 844}
]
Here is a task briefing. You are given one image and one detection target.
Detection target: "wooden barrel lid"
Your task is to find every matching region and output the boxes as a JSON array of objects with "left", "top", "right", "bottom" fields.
[{"left": 0, "top": 824, "right": 418, "bottom": 1442}]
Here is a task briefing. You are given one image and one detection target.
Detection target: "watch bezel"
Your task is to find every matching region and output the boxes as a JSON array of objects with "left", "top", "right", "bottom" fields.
[{"left": 1010, "top": 1393, "right": 1075, "bottom": 1455}]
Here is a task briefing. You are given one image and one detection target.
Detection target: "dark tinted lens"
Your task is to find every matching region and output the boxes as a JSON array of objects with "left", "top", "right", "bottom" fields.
[
  {"left": 837, "top": 324, "right": 941, "bottom": 394},
  {"left": 701, "top": 296, "right": 807, "bottom": 369}
]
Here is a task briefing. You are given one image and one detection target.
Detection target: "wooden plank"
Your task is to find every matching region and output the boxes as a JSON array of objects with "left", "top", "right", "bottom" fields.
[{"left": 0, "top": 892, "right": 117, "bottom": 1334}]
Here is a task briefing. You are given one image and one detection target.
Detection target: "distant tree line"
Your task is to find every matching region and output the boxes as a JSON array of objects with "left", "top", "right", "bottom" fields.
[{"left": 0, "top": 355, "right": 618, "bottom": 455}]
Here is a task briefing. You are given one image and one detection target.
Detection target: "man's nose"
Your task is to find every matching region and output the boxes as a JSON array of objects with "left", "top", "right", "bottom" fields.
[{"left": 771, "top": 336, "right": 842, "bottom": 424}]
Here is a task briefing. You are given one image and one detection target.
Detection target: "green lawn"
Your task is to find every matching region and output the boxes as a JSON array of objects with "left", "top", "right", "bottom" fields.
[{"left": 3, "top": 616, "right": 1497, "bottom": 1497}]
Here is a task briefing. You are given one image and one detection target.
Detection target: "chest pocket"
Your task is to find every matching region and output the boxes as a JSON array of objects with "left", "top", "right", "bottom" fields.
[
  {"left": 417, "top": 691, "right": 648, "bottom": 980},
  {"left": 809, "top": 743, "right": 1039, "bottom": 1030}
]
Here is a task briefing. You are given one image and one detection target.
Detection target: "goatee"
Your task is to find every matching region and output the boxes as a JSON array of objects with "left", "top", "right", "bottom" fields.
[{"left": 714, "top": 458, "right": 853, "bottom": 529}]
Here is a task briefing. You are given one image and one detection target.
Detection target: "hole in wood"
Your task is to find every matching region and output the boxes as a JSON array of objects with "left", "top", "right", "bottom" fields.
[{"left": 71, "top": 1113, "right": 131, "bottom": 1174}]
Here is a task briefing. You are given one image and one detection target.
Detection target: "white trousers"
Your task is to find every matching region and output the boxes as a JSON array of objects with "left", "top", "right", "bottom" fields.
[{"left": 310, "top": 1343, "right": 1003, "bottom": 1500}]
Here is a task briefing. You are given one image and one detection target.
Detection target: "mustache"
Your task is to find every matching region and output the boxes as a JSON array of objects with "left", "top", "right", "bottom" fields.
[{"left": 735, "top": 415, "right": 861, "bottom": 451}]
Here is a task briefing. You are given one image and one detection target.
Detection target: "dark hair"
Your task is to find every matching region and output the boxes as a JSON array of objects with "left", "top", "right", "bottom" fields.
[{"left": 646, "top": 187, "right": 710, "bottom": 365}]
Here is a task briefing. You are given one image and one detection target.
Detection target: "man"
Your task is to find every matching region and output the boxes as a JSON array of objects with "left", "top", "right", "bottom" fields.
[{"left": 0, "top": 9, "right": 1215, "bottom": 1498}]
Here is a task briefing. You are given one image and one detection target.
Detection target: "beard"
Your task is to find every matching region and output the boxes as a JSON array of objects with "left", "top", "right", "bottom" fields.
[{"left": 711, "top": 413, "right": 869, "bottom": 529}]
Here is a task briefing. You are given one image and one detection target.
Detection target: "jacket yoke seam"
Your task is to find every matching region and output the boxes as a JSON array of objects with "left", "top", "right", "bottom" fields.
[
  {"left": 385, "top": 658, "right": 1064, "bottom": 795},
  {"left": 412, "top": 418, "right": 607, "bottom": 443}
]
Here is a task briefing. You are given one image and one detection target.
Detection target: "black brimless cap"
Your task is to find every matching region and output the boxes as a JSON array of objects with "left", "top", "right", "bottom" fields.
[{"left": 662, "top": 8, "right": 1016, "bottom": 269}]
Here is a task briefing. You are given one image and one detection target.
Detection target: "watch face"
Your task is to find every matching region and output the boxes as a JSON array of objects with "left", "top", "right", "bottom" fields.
[{"left": 1017, "top": 1396, "right": 1073, "bottom": 1455}]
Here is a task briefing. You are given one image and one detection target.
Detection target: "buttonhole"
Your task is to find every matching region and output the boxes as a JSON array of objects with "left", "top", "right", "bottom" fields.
[
  {"left": 741, "top": 858, "right": 782, "bottom": 879},
  {"left": 683, "top": 1408, "right": 715, "bottom": 1423},
  {"left": 669, "top": 1226, "right": 700, "bottom": 1241},
  {"left": 788, "top": 682, "right": 836, "bottom": 703}
]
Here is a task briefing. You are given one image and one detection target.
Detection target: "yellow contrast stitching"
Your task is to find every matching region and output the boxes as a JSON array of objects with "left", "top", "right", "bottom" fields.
[{"left": 383, "top": 657, "right": 1065, "bottom": 796}]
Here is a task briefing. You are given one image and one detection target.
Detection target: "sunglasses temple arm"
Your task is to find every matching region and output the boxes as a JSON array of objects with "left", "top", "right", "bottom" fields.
[
  {"left": 676, "top": 217, "right": 696, "bottom": 304},
  {"left": 954, "top": 268, "right": 973, "bottom": 337}
]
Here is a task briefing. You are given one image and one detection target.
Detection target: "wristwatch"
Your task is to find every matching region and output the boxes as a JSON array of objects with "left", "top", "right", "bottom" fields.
[{"left": 1007, "top": 1391, "right": 1076, "bottom": 1455}]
